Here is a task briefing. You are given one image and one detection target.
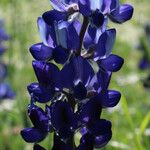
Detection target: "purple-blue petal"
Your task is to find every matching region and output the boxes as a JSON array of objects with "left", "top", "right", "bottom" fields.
[
  {"left": 78, "top": 98, "right": 102, "bottom": 124},
  {"left": 58, "top": 126, "right": 74, "bottom": 140},
  {"left": 42, "top": 10, "right": 67, "bottom": 26},
  {"left": 53, "top": 46, "right": 69, "bottom": 64},
  {"left": 73, "top": 20, "right": 81, "bottom": 35},
  {"left": 57, "top": 21, "right": 80, "bottom": 50},
  {"left": 73, "top": 81, "right": 87, "bottom": 100},
  {"left": 27, "top": 83, "right": 55, "bottom": 103},
  {"left": 83, "top": 25, "right": 97, "bottom": 50},
  {"left": 139, "top": 57, "right": 150, "bottom": 70},
  {"left": 88, "top": 119, "right": 112, "bottom": 148},
  {"left": 93, "top": 70, "right": 112, "bottom": 92},
  {"left": 66, "top": 21, "right": 80, "bottom": 50},
  {"left": 94, "top": 130, "right": 112, "bottom": 148},
  {"left": 78, "top": 0, "right": 92, "bottom": 16},
  {"left": 37, "top": 17, "right": 56, "bottom": 48},
  {"left": 20, "top": 127, "right": 47, "bottom": 143},
  {"left": 59, "top": 56, "right": 94, "bottom": 89},
  {"left": 102, "top": 90, "right": 121, "bottom": 108},
  {"left": 28, "top": 105, "right": 49, "bottom": 132},
  {"left": 91, "top": 10, "right": 104, "bottom": 27},
  {"left": 32, "top": 61, "right": 59, "bottom": 87},
  {"left": 101, "top": 0, "right": 119, "bottom": 14},
  {"left": 89, "top": 119, "right": 112, "bottom": 136},
  {"left": 30, "top": 43, "right": 53, "bottom": 61},
  {"left": 51, "top": 101, "right": 77, "bottom": 131},
  {"left": 109, "top": 4, "right": 134, "bottom": 24},
  {"left": 95, "top": 29, "right": 116, "bottom": 60},
  {"left": 89, "top": 0, "right": 103, "bottom": 11},
  {"left": 99, "top": 54, "right": 124, "bottom": 72},
  {"left": 77, "top": 133, "right": 94, "bottom": 150}
]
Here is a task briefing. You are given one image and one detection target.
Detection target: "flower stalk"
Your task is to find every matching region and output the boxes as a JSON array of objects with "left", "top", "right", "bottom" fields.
[{"left": 20, "top": 0, "right": 134, "bottom": 150}]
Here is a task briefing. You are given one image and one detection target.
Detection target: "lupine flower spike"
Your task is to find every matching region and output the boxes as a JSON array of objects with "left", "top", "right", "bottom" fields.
[
  {"left": 21, "top": 0, "right": 133, "bottom": 149},
  {"left": 137, "top": 24, "right": 150, "bottom": 88},
  {"left": 0, "top": 19, "right": 15, "bottom": 100}
]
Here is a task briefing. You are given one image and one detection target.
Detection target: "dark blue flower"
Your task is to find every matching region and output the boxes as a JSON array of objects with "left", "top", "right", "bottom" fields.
[
  {"left": 21, "top": 105, "right": 49, "bottom": 143},
  {"left": 27, "top": 61, "right": 60, "bottom": 103},
  {"left": 21, "top": 127, "right": 47, "bottom": 143},
  {"left": 60, "top": 56, "right": 94, "bottom": 88},
  {"left": 101, "top": 0, "right": 133, "bottom": 24},
  {"left": 78, "top": 97, "right": 102, "bottom": 124},
  {"left": 30, "top": 43, "right": 53, "bottom": 61},
  {"left": 138, "top": 57, "right": 150, "bottom": 70},
  {"left": 94, "top": 90, "right": 121, "bottom": 108},
  {"left": 88, "top": 119, "right": 112, "bottom": 148},
  {"left": 59, "top": 56, "right": 94, "bottom": 100},
  {"left": 77, "top": 119, "right": 112, "bottom": 149},
  {"left": 94, "top": 29, "right": 116, "bottom": 61},
  {"left": 90, "top": 10, "right": 104, "bottom": 28},
  {"left": 98, "top": 54, "right": 124, "bottom": 72},
  {"left": 73, "top": 81, "right": 87, "bottom": 100},
  {"left": 28, "top": 105, "right": 50, "bottom": 132},
  {"left": 50, "top": 100, "right": 77, "bottom": 140},
  {"left": 109, "top": 4, "right": 134, "bottom": 24},
  {"left": 42, "top": 9, "right": 68, "bottom": 26},
  {"left": 78, "top": 0, "right": 105, "bottom": 28},
  {"left": 30, "top": 17, "right": 79, "bottom": 64},
  {"left": 76, "top": 133, "right": 94, "bottom": 150},
  {"left": 89, "top": 70, "right": 112, "bottom": 94},
  {"left": 78, "top": 0, "right": 103, "bottom": 16}
]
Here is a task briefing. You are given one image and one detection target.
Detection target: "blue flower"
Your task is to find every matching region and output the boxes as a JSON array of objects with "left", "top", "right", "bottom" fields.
[
  {"left": 0, "top": 82, "right": 15, "bottom": 100},
  {"left": 50, "top": 100, "right": 78, "bottom": 140},
  {"left": 102, "top": 0, "right": 134, "bottom": 23},
  {"left": 97, "top": 54, "right": 124, "bottom": 72},
  {"left": 21, "top": 105, "right": 50, "bottom": 143},
  {"left": 30, "top": 17, "right": 79, "bottom": 64},
  {"left": 0, "top": 45, "right": 6, "bottom": 55},
  {"left": 94, "top": 29, "right": 116, "bottom": 61},
  {"left": 0, "top": 62, "right": 7, "bottom": 81},
  {"left": 59, "top": 56, "right": 94, "bottom": 100},
  {"left": 138, "top": 57, "right": 150, "bottom": 70},
  {"left": 0, "top": 27, "right": 10, "bottom": 41},
  {"left": 0, "top": 19, "right": 15, "bottom": 101},
  {"left": 77, "top": 119, "right": 112, "bottom": 149},
  {"left": 27, "top": 61, "right": 60, "bottom": 103}
]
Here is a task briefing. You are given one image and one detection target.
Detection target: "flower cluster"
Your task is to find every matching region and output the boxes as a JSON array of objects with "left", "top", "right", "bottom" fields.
[
  {"left": 21, "top": 0, "right": 133, "bottom": 149},
  {"left": 137, "top": 24, "right": 150, "bottom": 88},
  {"left": 0, "top": 19, "right": 15, "bottom": 100}
]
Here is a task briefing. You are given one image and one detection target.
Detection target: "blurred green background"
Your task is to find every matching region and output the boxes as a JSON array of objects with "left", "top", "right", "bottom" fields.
[{"left": 0, "top": 0, "right": 149, "bottom": 149}]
